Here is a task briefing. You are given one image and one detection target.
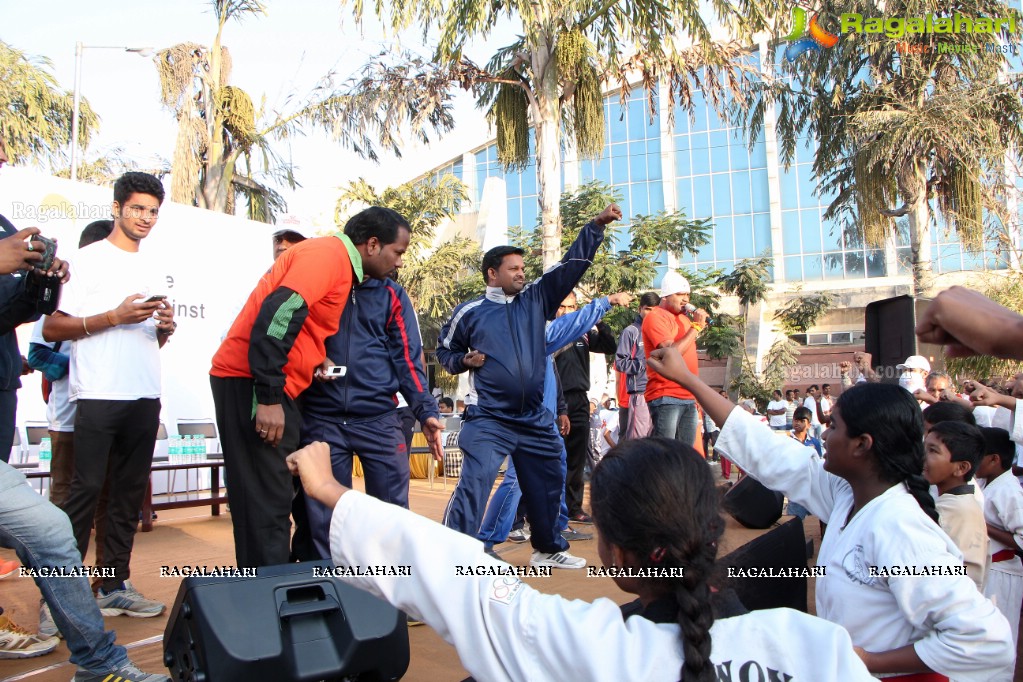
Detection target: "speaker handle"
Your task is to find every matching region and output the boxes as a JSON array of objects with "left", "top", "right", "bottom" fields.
[{"left": 278, "top": 594, "right": 340, "bottom": 620}]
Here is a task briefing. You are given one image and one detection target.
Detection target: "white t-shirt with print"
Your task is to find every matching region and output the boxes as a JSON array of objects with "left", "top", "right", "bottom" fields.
[{"left": 59, "top": 240, "right": 163, "bottom": 401}]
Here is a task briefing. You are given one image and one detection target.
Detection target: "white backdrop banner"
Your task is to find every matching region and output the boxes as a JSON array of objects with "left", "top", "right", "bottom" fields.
[{"left": 0, "top": 167, "right": 301, "bottom": 437}]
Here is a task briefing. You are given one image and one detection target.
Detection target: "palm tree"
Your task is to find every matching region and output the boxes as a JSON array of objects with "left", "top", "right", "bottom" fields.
[
  {"left": 335, "top": 174, "right": 483, "bottom": 340},
  {"left": 156, "top": 0, "right": 453, "bottom": 222},
  {"left": 340, "top": 0, "right": 765, "bottom": 267},
  {"left": 736, "top": 0, "right": 1023, "bottom": 294},
  {"left": 0, "top": 40, "right": 98, "bottom": 168}
]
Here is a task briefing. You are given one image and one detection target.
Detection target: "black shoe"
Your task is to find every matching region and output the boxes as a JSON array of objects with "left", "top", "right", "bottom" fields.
[{"left": 561, "top": 526, "right": 593, "bottom": 541}]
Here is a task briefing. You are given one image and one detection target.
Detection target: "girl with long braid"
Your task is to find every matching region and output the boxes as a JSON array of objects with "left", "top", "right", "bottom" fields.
[
  {"left": 646, "top": 346, "right": 1013, "bottom": 682},
  {"left": 287, "top": 435, "right": 874, "bottom": 681}
]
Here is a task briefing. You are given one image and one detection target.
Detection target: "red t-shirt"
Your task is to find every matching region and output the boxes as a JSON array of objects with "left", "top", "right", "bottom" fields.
[
  {"left": 641, "top": 306, "right": 698, "bottom": 401},
  {"left": 211, "top": 235, "right": 357, "bottom": 400}
]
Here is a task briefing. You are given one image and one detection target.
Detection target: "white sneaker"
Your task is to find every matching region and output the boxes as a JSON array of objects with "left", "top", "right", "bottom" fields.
[
  {"left": 38, "top": 600, "right": 60, "bottom": 639},
  {"left": 507, "top": 528, "right": 530, "bottom": 543},
  {"left": 0, "top": 614, "right": 58, "bottom": 659},
  {"left": 530, "top": 550, "right": 586, "bottom": 569}
]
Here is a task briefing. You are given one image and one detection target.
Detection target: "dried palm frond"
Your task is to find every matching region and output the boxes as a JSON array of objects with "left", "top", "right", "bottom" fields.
[{"left": 156, "top": 43, "right": 205, "bottom": 109}]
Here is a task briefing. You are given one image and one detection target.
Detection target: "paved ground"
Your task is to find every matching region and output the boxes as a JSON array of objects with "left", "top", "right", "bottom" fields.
[{"left": 4, "top": 464, "right": 1015, "bottom": 681}]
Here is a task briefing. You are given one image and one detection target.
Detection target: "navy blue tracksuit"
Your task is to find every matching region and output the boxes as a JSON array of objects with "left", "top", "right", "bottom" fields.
[
  {"left": 300, "top": 277, "right": 438, "bottom": 559},
  {"left": 436, "top": 220, "right": 606, "bottom": 554}
]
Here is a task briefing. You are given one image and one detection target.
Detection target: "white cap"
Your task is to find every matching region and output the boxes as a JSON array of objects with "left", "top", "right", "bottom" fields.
[
  {"left": 659, "top": 270, "right": 691, "bottom": 297},
  {"left": 897, "top": 355, "right": 931, "bottom": 372}
]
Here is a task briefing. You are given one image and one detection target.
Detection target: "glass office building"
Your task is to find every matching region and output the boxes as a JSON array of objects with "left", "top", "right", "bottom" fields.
[{"left": 413, "top": 39, "right": 1020, "bottom": 364}]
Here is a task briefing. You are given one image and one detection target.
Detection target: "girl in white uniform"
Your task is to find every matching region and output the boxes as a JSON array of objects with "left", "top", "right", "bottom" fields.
[
  {"left": 646, "top": 347, "right": 1013, "bottom": 682},
  {"left": 287, "top": 439, "right": 876, "bottom": 682}
]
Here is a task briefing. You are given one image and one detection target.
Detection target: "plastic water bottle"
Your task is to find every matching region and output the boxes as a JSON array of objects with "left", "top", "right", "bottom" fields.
[
  {"left": 197, "top": 434, "right": 207, "bottom": 460},
  {"left": 38, "top": 437, "right": 52, "bottom": 472},
  {"left": 169, "top": 436, "right": 181, "bottom": 464},
  {"left": 183, "top": 435, "right": 193, "bottom": 462}
]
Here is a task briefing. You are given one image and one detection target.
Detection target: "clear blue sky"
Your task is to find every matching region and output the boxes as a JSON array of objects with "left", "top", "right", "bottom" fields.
[{"left": 6, "top": 0, "right": 511, "bottom": 228}]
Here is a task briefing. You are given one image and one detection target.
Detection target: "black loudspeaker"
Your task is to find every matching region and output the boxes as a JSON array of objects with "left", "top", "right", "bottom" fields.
[
  {"left": 163, "top": 560, "right": 409, "bottom": 682},
  {"left": 722, "top": 475, "right": 784, "bottom": 529},
  {"left": 864, "top": 295, "right": 943, "bottom": 383},
  {"left": 720, "top": 517, "right": 808, "bottom": 612}
]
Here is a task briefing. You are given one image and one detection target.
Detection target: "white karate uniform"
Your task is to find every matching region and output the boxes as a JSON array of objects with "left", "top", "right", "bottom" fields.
[
  {"left": 980, "top": 468, "right": 1023, "bottom": 681},
  {"left": 715, "top": 407, "right": 1014, "bottom": 681},
  {"left": 327, "top": 491, "right": 875, "bottom": 682}
]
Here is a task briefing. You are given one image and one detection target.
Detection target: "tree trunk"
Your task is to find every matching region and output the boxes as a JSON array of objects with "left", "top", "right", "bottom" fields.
[
  {"left": 202, "top": 25, "right": 229, "bottom": 213},
  {"left": 536, "top": 111, "right": 563, "bottom": 268},
  {"left": 905, "top": 169, "right": 932, "bottom": 296},
  {"left": 531, "top": 39, "right": 563, "bottom": 269}
]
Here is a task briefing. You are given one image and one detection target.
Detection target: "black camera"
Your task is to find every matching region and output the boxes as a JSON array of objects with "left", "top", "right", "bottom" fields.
[{"left": 34, "top": 235, "right": 57, "bottom": 271}]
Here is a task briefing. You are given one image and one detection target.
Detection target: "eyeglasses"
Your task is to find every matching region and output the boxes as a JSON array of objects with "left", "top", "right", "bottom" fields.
[{"left": 123, "top": 204, "right": 159, "bottom": 220}]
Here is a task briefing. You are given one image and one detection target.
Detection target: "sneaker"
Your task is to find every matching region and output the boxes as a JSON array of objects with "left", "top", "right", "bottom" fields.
[
  {"left": 0, "top": 614, "right": 59, "bottom": 659},
  {"left": 38, "top": 600, "right": 61, "bottom": 639},
  {"left": 570, "top": 512, "right": 594, "bottom": 525},
  {"left": 71, "top": 660, "right": 170, "bottom": 681},
  {"left": 96, "top": 581, "right": 165, "bottom": 618},
  {"left": 530, "top": 550, "right": 586, "bottom": 569},
  {"left": 0, "top": 559, "right": 19, "bottom": 579},
  {"left": 560, "top": 526, "right": 593, "bottom": 542},
  {"left": 507, "top": 528, "right": 530, "bottom": 543}
]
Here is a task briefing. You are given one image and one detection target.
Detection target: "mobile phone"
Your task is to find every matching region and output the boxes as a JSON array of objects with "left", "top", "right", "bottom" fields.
[
  {"left": 325, "top": 365, "right": 347, "bottom": 377},
  {"left": 33, "top": 235, "right": 57, "bottom": 271},
  {"left": 145, "top": 295, "right": 167, "bottom": 303}
]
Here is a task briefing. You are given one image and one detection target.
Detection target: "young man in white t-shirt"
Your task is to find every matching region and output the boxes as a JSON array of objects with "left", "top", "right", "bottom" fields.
[
  {"left": 802, "top": 384, "right": 822, "bottom": 438},
  {"left": 766, "top": 389, "right": 788, "bottom": 431},
  {"left": 43, "top": 173, "right": 176, "bottom": 618}
]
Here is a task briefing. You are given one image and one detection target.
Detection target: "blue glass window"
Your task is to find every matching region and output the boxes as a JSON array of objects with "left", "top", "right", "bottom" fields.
[
  {"left": 753, "top": 213, "right": 772, "bottom": 254},
  {"left": 732, "top": 171, "right": 752, "bottom": 214},
  {"left": 712, "top": 174, "right": 732, "bottom": 215},
  {"left": 734, "top": 215, "right": 755, "bottom": 259},
  {"left": 803, "top": 255, "right": 823, "bottom": 279},
  {"left": 782, "top": 211, "right": 802, "bottom": 253},
  {"left": 690, "top": 134, "right": 711, "bottom": 175},
  {"left": 676, "top": 180, "right": 693, "bottom": 215},
  {"left": 800, "top": 210, "right": 823, "bottom": 252},
  {"left": 675, "top": 147, "right": 692, "bottom": 177},
  {"left": 692, "top": 176, "right": 712, "bottom": 219},
  {"left": 784, "top": 255, "right": 802, "bottom": 280},
  {"left": 751, "top": 169, "right": 770, "bottom": 212}
]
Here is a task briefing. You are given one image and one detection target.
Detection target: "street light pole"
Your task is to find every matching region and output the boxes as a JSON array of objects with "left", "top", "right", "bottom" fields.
[
  {"left": 69, "top": 43, "right": 153, "bottom": 183},
  {"left": 70, "top": 42, "right": 83, "bottom": 183}
]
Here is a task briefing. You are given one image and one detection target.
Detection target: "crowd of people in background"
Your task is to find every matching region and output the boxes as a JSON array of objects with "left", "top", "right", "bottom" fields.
[{"left": 0, "top": 156, "right": 1021, "bottom": 681}]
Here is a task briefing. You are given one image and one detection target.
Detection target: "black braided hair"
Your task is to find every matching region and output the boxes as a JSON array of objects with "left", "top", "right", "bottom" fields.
[
  {"left": 591, "top": 437, "right": 721, "bottom": 682},
  {"left": 835, "top": 383, "right": 939, "bottom": 524}
]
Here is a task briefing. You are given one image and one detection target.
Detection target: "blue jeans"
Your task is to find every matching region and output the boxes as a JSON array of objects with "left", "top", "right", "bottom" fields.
[
  {"left": 648, "top": 397, "right": 699, "bottom": 446},
  {"left": 787, "top": 500, "right": 811, "bottom": 520},
  {"left": 0, "top": 461, "right": 128, "bottom": 673},
  {"left": 478, "top": 428, "right": 570, "bottom": 546}
]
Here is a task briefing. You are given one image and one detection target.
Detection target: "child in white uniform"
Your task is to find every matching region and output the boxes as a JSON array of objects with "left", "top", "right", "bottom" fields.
[
  {"left": 923, "top": 422, "right": 989, "bottom": 591},
  {"left": 978, "top": 426, "right": 1023, "bottom": 678},
  {"left": 646, "top": 347, "right": 1013, "bottom": 682},
  {"left": 287, "top": 440, "right": 877, "bottom": 682}
]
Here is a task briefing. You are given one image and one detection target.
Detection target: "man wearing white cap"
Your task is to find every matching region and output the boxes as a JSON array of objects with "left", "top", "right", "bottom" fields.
[
  {"left": 898, "top": 355, "right": 931, "bottom": 406},
  {"left": 641, "top": 270, "right": 708, "bottom": 446},
  {"left": 272, "top": 228, "right": 307, "bottom": 262}
]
